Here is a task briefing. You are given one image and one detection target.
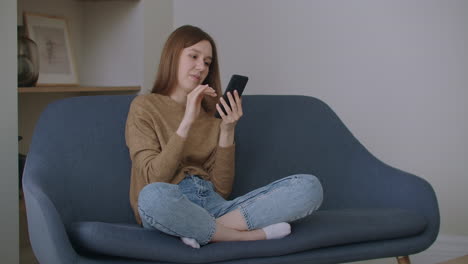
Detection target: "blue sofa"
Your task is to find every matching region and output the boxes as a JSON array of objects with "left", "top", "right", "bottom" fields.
[{"left": 23, "top": 94, "right": 439, "bottom": 264}]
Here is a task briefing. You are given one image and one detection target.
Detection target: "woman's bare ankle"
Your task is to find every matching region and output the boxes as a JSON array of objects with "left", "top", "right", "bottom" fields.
[
  {"left": 248, "top": 229, "right": 267, "bottom": 240},
  {"left": 211, "top": 223, "right": 266, "bottom": 242}
]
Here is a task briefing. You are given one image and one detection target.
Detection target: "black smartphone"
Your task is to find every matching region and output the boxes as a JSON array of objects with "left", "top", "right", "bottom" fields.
[{"left": 214, "top": 74, "right": 249, "bottom": 118}]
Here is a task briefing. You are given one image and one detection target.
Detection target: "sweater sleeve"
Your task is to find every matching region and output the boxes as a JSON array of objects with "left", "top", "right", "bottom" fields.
[
  {"left": 206, "top": 144, "right": 236, "bottom": 198},
  {"left": 125, "top": 98, "right": 185, "bottom": 184}
]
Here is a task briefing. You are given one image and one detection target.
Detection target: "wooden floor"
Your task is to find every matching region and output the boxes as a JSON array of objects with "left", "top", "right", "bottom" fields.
[{"left": 438, "top": 255, "right": 468, "bottom": 264}]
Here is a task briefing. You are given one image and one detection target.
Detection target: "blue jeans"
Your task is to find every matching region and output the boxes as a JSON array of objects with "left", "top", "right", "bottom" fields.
[{"left": 138, "top": 174, "right": 323, "bottom": 245}]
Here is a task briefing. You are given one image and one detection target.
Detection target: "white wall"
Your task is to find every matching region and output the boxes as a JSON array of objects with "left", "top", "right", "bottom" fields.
[
  {"left": 79, "top": 0, "right": 173, "bottom": 89},
  {"left": 141, "top": 0, "right": 174, "bottom": 93},
  {"left": 80, "top": 1, "right": 141, "bottom": 86},
  {"left": 174, "top": 0, "right": 468, "bottom": 239},
  {"left": 0, "top": 0, "right": 19, "bottom": 263}
]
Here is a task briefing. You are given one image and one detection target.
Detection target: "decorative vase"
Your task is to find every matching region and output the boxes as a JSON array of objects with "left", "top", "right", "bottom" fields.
[{"left": 18, "top": 26, "right": 39, "bottom": 87}]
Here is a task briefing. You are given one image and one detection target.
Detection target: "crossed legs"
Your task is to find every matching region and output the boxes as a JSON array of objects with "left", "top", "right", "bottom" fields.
[
  {"left": 182, "top": 209, "right": 291, "bottom": 248},
  {"left": 139, "top": 174, "right": 322, "bottom": 248},
  {"left": 208, "top": 174, "right": 323, "bottom": 244}
]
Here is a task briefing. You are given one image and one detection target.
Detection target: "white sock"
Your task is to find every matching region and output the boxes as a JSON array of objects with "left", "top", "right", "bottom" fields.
[
  {"left": 180, "top": 237, "right": 200, "bottom": 249},
  {"left": 262, "top": 222, "right": 291, "bottom": 240}
]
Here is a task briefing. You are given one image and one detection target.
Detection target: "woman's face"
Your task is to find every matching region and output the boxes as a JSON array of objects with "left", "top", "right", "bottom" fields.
[{"left": 175, "top": 40, "right": 213, "bottom": 94}]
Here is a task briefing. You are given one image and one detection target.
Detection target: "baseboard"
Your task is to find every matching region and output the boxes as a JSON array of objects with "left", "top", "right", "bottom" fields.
[{"left": 412, "top": 234, "right": 468, "bottom": 264}]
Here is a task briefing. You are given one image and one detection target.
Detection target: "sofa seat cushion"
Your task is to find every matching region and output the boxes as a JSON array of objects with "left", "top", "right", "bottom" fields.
[{"left": 68, "top": 208, "right": 427, "bottom": 263}]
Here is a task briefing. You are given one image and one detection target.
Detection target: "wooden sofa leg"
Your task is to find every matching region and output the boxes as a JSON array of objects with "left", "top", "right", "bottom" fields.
[{"left": 396, "top": 256, "right": 411, "bottom": 264}]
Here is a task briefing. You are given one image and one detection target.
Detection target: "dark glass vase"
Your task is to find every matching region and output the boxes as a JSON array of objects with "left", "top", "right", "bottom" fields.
[{"left": 18, "top": 26, "right": 39, "bottom": 87}]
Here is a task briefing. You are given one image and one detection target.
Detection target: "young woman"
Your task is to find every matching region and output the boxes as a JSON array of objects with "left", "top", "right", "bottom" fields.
[{"left": 125, "top": 25, "right": 323, "bottom": 248}]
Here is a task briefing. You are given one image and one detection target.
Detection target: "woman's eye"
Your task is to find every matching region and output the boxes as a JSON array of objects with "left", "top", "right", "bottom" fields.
[
  {"left": 205, "top": 62, "right": 211, "bottom": 66},
  {"left": 190, "top": 54, "right": 197, "bottom": 59}
]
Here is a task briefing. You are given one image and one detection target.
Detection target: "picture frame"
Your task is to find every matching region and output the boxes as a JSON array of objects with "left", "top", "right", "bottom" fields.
[{"left": 24, "top": 12, "right": 78, "bottom": 86}]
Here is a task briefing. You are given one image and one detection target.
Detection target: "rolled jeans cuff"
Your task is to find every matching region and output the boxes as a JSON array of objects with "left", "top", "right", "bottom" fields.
[
  {"left": 199, "top": 216, "right": 216, "bottom": 245},
  {"left": 239, "top": 205, "right": 254, "bottom": 231}
]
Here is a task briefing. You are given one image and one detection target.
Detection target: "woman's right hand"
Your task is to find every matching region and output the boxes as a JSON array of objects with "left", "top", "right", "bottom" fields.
[{"left": 177, "top": 85, "right": 217, "bottom": 138}]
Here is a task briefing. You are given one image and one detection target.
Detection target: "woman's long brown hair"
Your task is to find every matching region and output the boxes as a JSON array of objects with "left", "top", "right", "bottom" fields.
[{"left": 151, "top": 25, "right": 221, "bottom": 113}]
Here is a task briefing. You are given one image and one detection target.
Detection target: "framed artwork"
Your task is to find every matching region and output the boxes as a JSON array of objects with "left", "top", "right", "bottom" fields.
[{"left": 24, "top": 12, "right": 78, "bottom": 86}]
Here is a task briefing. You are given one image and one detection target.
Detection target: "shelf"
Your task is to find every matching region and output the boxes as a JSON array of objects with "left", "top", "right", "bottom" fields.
[{"left": 18, "top": 86, "right": 140, "bottom": 93}]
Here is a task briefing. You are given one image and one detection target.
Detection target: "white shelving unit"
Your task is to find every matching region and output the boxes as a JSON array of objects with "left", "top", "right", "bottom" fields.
[{"left": 17, "top": 0, "right": 173, "bottom": 154}]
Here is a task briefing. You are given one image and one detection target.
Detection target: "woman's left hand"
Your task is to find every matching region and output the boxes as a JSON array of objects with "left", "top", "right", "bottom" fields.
[{"left": 216, "top": 90, "right": 243, "bottom": 131}]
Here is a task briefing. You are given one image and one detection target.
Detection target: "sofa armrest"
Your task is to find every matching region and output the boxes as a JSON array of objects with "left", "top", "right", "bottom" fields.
[
  {"left": 373, "top": 162, "right": 438, "bottom": 215},
  {"left": 23, "top": 183, "right": 79, "bottom": 264},
  {"left": 369, "top": 160, "right": 440, "bottom": 250},
  {"left": 323, "top": 146, "right": 440, "bottom": 249}
]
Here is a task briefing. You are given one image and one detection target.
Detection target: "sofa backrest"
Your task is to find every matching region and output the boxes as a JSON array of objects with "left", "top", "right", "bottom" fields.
[
  {"left": 231, "top": 95, "right": 363, "bottom": 201},
  {"left": 24, "top": 94, "right": 366, "bottom": 226},
  {"left": 25, "top": 95, "right": 137, "bottom": 226}
]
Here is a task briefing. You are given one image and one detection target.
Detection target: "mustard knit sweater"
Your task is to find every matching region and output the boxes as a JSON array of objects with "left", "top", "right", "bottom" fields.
[{"left": 125, "top": 93, "right": 235, "bottom": 225}]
